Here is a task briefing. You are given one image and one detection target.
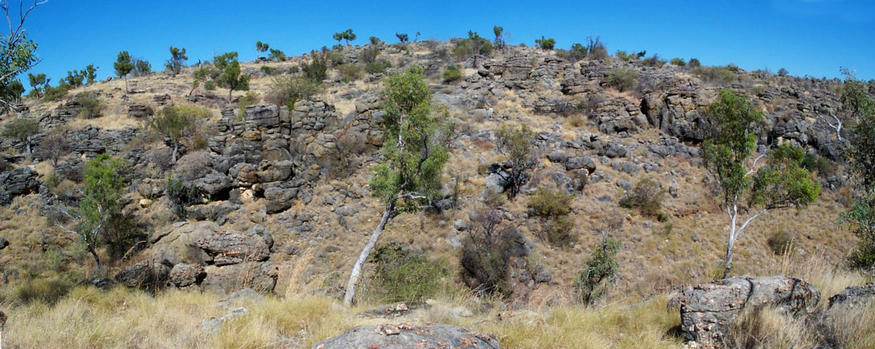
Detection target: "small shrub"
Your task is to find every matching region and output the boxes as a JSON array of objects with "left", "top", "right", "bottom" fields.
[
  {"left": 641, "top": 54, "right": 665, "bottom": 67},
  {"left": 605, "top": 67, "right": 638, "bottom": 92},
  {"left": 767, "top": 231, "right": 793, "bottom": 255},
  {"left": 442, "top": 65, "right": 462, "bottom": 83},
  {"left": 166, "top": 175, "right": 198, "bottom": 217},
  {"left": 338, "top": 63, "right": 363, "bottom": 82},
  {"left": 260, "top": 65, "right": 276, "bottom": 76},
  {"left": 327, "top": 131, "right": 367, "bottom": 179},
  {"left": 42, "top": 83, "right": 71, "bottom": 101},
  {"left": 547, "top": 215, "right": 575, "bottom": 246},
  {"left": 777, "top": 68, "right": 789, "bottom": 77},
  {"left": 619, "top": 178, "right": 664, "bottom": 217},
  {"left": 236, "top": 91, "right": 260, "bottom": 117},
  {"left": 670, "top": 57, "right": 686, "bottom": 66},
  {"left": 360, "top": 46, "right": 380, "bottom": 64},
  {"left": 453, "top": 31, "right": 493, "bottom": 60},
  {"left": 365, "top": 60, "right": 392, "bottom": 74},
  {"left": 528, "top": 187, "right": 573, "bottom": 218},
  {"left": 103, "top": 213, "right": 145, "bottom": 261},
  {"left": 801, "top": 153, "right": 836, "bottom": 178},
  {"left": 586, "top": 36, "right": 608, "bottom": 61},
  {"left": 691, "top": 66, "right": 737, "bottom": 85},
  {"left": 10, "top": 277, "right": 73, "bottom": 305},
  {"left": 303, "top": 54, "right": 328, "bottom": 81},
  {"left": 460, "top": 209, "right": 526, "bottom": 296},
  {"left": 76, "top": 93, "right": 103, "bottom": 119},
  {"left": 266, "top": 76, "right": 321, "bottom": 110},
  {"left": 576, "top": 237, "right": 621, "bottom": 304},
  {"left": 688, "top": 58, "right": 701, "bottom": 68},
  {"left": 535, "top": 36, "right": 555, "bottom": 50},
  {"left": 370, "top": 243, "right": 450, "bottom": 302}
]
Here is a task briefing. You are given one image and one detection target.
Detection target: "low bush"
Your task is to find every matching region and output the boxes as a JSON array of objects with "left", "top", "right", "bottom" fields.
[
  {"left": 640, "top": 54, "right": 665, "bottom": 67},
  {"left": 236, "top": 91, "right": 260, "bottom": 117},
  {"left": 166, "top": 175, "right": 199, "bottom": 217},
  {"left": 575, "top": 237, "right": 621, "bottom": 304},
  {"left": 692, "top": 66, "right": 737, "bottom": 85},
  {"left": 266, "top": 76, "right": 321, "bottom": 110},
  {"left": 605, "top": 67, "right": 638, "bottom": 92},
  {"left": 365, "top": 60, "right": 392, "bottom": 74},
  {"left": 767, "top": 231, "right": 793, "bottom": 256},
  {"left": 453, "top": 31, "right": 493, "bottom": 60},
  {"left": 801, "top": 153, "right": 836, "bottom": 178},
  {"left": 442, "top": 65, "right": 462, "bottom": 83},
  {"left": 338, "top": 63, "right": 363, "bottom": 82},
  {"left": 528, "top": 187, "right": 573, "bottom": 218},
  {"left": 42, "top": 83, "right": 71, "bottom": 101},
  {"left": 670, "top": 57, "right": 686, "bottom": 66},
  {"left": 8, "top": 276, "right": 74, "bottom": 305},
  {"left": 303, "top": 54, "right": 328, "bottom": 81},
  {"left": 547, "top": 215, "right": 575, "bottom": 246},
  {"left": 75, "top": 92, "right": 103, "bottom": 119},
  {"left": 360, "top": 46, "right": 380, "bottom": 64},
  {"left": 369, "top": 243, "right": 450, "bottom": 302},
  {"left": 619, "top": 178, "right": 665, "bottom": 217},
  {"left": 460, "top": 209, "right": 528, "bottom": 296}
]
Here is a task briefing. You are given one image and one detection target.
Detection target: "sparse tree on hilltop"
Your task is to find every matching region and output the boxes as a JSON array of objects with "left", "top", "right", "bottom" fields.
[
  {"left": 395, "top": 33, "right": 408, "bottom": 43},
  {"left": 165, "top": 46, "right": 187, "bottom": 76},
  {"left": 333, "top": 29, "right": 356, "bottom": 46},
  {"left": 256, "top": 41, "right": 269, "bottom": 59},
  {"left": 212, "top": 51, "right": 250, "bottom": 102},
  {"left": 149, "top": 105, "right": 211, "bottom": 163},
  {"left": 493, "top": 26, "right": 505, "bottom": 50},
  {"left": 27, "top": 72, "right": 46, "bottom": 98},
  {"left": 702, "top": 89, "right": 819, "bottom": 278},
  {"left": 535, "top": 36, "right": 555, "bottom": 50},
  {"left": 84, "top": 64, "right": 98, "bottom": 84},
  {"left": 114, "top": 51, "right": 134, "bottom": 93},
  {"left": 343, "top": 67, "right": 449, "bottom": 305}
]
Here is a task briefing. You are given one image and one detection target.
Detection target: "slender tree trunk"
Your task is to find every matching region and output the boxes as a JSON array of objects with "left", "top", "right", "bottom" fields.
[
  {"left": 228, "top": 88, "right": 233, "bottom": 103},
  {"left": 172, "top": 143, "right": 178, "bottom": 163},
  {"left": 123, "top": 76, "right": 128, "bottom": 95},
  {"left": 722, "top": 204, "right": 739, "bottom": 279},
  {"left": 88, "top": 245, "right": 101, "bottom": 268},
  {"left": 344, "top": 202, "right": 394, "bottom": 306},
  {"left": 25, "top": 139, "right": 31, "bottom": 156}
]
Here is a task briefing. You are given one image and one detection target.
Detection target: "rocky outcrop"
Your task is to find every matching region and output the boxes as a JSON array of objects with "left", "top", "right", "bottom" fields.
[
  {"left": 127, "top": 103, "right": 154, "bottom": 118},
  {"left": 0, "top": 167, "right": 40, "bottom": 205},
  {"left": 117, "top": 221, "right": 277, "bottom": 294},
  {"left": 827, "top": 283, "right": 875, "bottom": 312},
  {"left": 313, "top": 324, "right": 500, "bottom": 349},
  {"left": 677, "top": 276, "right": 820, "bottom": 347}
]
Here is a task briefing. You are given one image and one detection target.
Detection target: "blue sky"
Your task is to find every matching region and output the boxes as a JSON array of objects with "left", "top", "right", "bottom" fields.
[{"left": 15, "top": 0, "right": 875, "bottom": 86}]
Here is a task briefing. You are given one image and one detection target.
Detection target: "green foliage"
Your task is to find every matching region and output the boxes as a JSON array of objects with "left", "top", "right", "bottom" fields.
[
  {"left": 84, "top": 64, "right": 98, "bottom": 84},
  {"left": 75, "top": 92, "right": 103, "bottom": 119},
  {"left": 266, "top": 75, "right": 321, "bottom": 110},
  {"left": 528, "top": 187, "right": 573, "bottom": 218},
  {"left": 535, "top": 36, "right": 556, "bottom": 50},
  {"left": 27, "top": 72, "right": 47, "bottom": 97},
  {"left": 619, "top": 178, "right": 665, "bottom": 217},
  {"left": 165, "top": 46, "right": 187, "bottom": 76},
  {"left": 166, "top": 175, "right": 198, "bottom": 217},
  {"left": 558, "top": 43, "right": 587, "bottom": 62},
  {"left": 670, "top": 57, "right": 686, "bottom": 66},
  {"left": 364, "top": 60, "right": 392, "bottom": 74},
  {"left": 63, "top": 69, "right": 85, "bottom": 87},
  {"left": 255, "top": 40, "right": 269, "bottom": 58},
  {"left": 370, "top": 244, "right": 450, "bottom": 302},
  {"left": 688, "top": 58, "right": 701, "bottom": 67},
  {"left": 576, "top": 237, "right": 621, "bottom": 304},
  {"left": 1, "top": 25, "right": 40, "bottom": 107},
  {"left": 493, "top": 25, "right": 505, "bottom": 49},
  {"left": 332, "top": 28, "right": 357, "bottom": 45},
  {"left": 641, "top": 54, "right": 665, "bottom": 67},
  {"left": 496, "top": 124, "right": 536, "bottom": 199},
  {"left": 303, "top": 54, "right": 328, "bottom": 82},
  {"left": 338, "top": 63, "right": 363, "bottom": 82},
  {"left": 767, "top": 230, "right": 792, "bottom": 255},
  {"left": 42, "top": 82, "right": 70, "bottom": 101},
  {"left": 267, "top": 48, "right": 286, "bottom": 62},
  {"left": 605, "top": 67, "right": 638, "bottom": 92},
  {"left": 801, "top": 152, "right": 836, "bottom": 178},
  {"left": 360, "top": 45, "right": 380, "bottom": 64},
  {"left": 692, "top": 66, "right": 737, "bottom": 85},
  {"left": 113, "top": 51, "right": 134, "bottom": 79},
  {"left": 845, "top": 194, "right": 875, "bottom": 270},
  {"left": 212, "top": 51, "right": 250, "bottom": 101},
  {"left": 1, "top": 79, "right": 24, "bottom": 104},
  {"left": 702, "top": 90, "right": 764, "bottom": 204},
  {"left": 370, "top": 67, "right": 448, "bottom": 213},
  {"left": 150, "top": 105, "right": 210, "bottom": 147},
  {"left": 369, "top": 36, "right": 383, "bottom": 45},
  {"left": 77, "top": 154, "right": 129, "bottom": 266},
  {"left": 236, "top": 91, "right": 260, "bottom": 116},
  {"left": 8, "top": 277, "right": 73, "bottom": 305},
  {"left": 442, "top": 65, "right": 462, "bottom": 83},
  {"left": 750, "top": 144, "right": 820, "bottom": 209},
  {"left": 453, "top": 31, "right": 493, "bottom": 60},
  {"left": 1, "top": 117, "right": 39, "bottom": 146},
  {"left": 189, "top": 65, "right": 210, "bottom": 95},
  {"left": 777, "top": 67, "right": 789, "bottom": 77}
]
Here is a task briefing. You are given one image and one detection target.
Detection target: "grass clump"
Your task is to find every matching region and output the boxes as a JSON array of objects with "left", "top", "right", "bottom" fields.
[
  {"left": 75, "top": 92, "right": 103, "bottom": 119},
  {"left": 266, "top": 75, "right": 322, "bottom": 110},
  {"left": 766, "top": 230, "right": 793, "bottom": 256},
  {"left": 442, "top": 65, "right": 462, "bottom": 83},
  {"left": 528, "top": 187, "right": 575, "bottom": 245},
  {"left": 692, "top": 66, "right": 738, "bottom": 85}
]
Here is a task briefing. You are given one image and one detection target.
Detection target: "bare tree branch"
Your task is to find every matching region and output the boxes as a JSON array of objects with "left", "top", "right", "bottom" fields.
[{"left": 819, "top": 113, "right": 843, "bottom": 142}]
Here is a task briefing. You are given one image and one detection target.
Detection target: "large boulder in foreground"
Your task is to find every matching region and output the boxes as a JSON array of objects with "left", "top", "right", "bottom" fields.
[
  {"left": 676, "top": 275, "right": 820, "bottom": 347},
  {"left": 313, "top": 324, "right": 499, "bottom": 349}
]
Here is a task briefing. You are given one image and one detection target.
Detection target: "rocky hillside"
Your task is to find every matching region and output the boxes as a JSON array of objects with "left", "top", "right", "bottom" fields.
[{"left": 0, "top": 39, "right": 871, "bottom": 347}]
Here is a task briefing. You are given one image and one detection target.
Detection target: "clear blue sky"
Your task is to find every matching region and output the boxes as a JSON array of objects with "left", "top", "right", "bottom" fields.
[{"left": 17, "top": 0, "right": 875, "bottom": 85}]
